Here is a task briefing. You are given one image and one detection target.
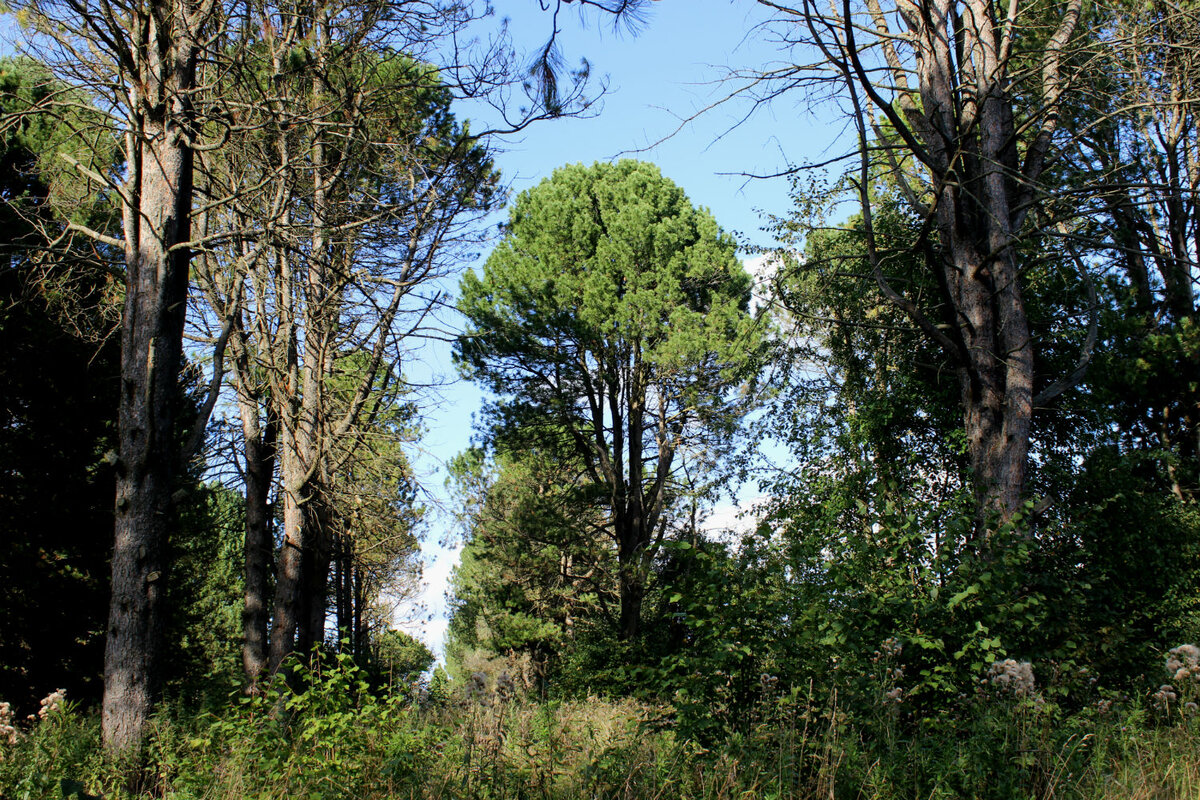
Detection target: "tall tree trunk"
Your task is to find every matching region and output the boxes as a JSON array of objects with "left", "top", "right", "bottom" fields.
[
  {"left": 829, "top": 0, "right": 1081, "bottom": 525},
  {"left": 103, "top": 52, "right": 196, "bottom": 753},
  {"left": 238, "top": 373, "right": 277, "bottom": 689},
  {"left": 297, "top": 499, "right": 333, "bottom": 654},
  {"left": 269, "top": 455, "right": 311, "bottom": 669}
]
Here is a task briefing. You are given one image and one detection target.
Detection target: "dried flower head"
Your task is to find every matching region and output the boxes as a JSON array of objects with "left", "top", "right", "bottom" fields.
[
  {"left": 1153, "top": 684, "right": 1178, "bottom": 708},
  {"left": 988, "top": 659, "right": 1036, "bottom": 697},
  {"left": 0, "top": 701, "right": 18, "bottom": 747},
  {"left": 884, "top": 687, "right": 903, "bottom": 705},
  {"left": 466, "top": 671, "right": 489, "bottom": 702},
  {"left": 37, "top": 689, "right": 65, "bottom": 720},
  {"left": 1166, "top": 645, "right": 1200, "bottom": 683}
]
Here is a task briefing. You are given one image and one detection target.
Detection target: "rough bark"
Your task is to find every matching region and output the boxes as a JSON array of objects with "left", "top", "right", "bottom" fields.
[{"left": 103, "top": 36, "right": 197, "bottom": 753}]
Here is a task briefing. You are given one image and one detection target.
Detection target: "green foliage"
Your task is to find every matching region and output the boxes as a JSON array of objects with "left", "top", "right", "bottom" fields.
[
  {"left": 5, "top": 675, "right": 1200, "bottom": 800},
  {"left": 164, "top": 483, "right": 245, "bottom": 704},
  {"left": 445, "top": 446, "right": 611, "bottom": 680},
  {"left": 0, "top": 57, "right": 122, "bottom": 712},
  {"left": 371, "top": 629, "right": 436, "bottom": 685},
  {"left": 0, "top": 57, "right": 120, "bottom": 235},
  {"left": 457, "top": 160, "right": 761, "bottom": 419},
  {"left": 454, "top": 158, "right": 767, "bottom": 647}
]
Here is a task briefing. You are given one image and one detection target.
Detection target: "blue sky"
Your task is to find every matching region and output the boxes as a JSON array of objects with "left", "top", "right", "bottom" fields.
[{"left": 403, "top": 1, "right": 840, "bottom": 655}]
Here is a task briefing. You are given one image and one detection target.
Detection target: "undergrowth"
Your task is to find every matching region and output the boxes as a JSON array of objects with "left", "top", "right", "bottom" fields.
[{"left": 3, "top": 656, "right": 1199, "bottom": 800}]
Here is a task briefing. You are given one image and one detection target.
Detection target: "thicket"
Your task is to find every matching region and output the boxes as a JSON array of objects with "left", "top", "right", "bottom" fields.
[{"left": 5, "top": 650, "right": 1200, "bottom": 799}]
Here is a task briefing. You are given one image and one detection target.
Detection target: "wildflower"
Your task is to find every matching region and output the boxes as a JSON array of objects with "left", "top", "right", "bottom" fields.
[
  {"left": 872, "top": 637, "right": 903, "bottom": 663},
  {"left": 1165, "top": 645, "right": 1200, "bottom": 683},
  {"left": 1186, "top": 702, "right": 1198, "bottom": 716},
  {"left": 1095, "top": 699, "right": 1113, "bottom": 715},
  {"left": 0, "top": 701, "right": 18, "bottom": 747},
  {"left": 1153, "top": 684, "right": 1177, "bottom": 708},
  {"left": 988, "top": 659, "right": 1036, "bottom": 697},
  {"left": 466, "top": 671, "right": 489, "bottom": 701},
  {"left": 37, "top": 689, "right": 65, "bottom": 720},
  {"left": 884, "top": 687, "right": 903, "bottom": 705}
]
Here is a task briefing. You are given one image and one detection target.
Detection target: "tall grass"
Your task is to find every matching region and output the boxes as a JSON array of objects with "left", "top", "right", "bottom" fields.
[{"left": 3, "top": 668, "right": 1199, "bottom": 800}]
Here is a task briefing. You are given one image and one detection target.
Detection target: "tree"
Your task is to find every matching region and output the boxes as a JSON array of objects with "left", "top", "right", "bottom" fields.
[
  {"left": 747, "top": 0, "right": 1090, "bottom": 525},
  {"left": 0, "top": 63, "right": 119, "bottom": 705},
  {"left": 14, "top": 0, "right": 230, "bottom": 753},
  {"left": 1067, "top": 0, "right": 1200, "bottom": 501},
  {"left": 445, "top": 446, "right": 612, "bottom": 678},
  {"left": 371, "top": 629, "right": 435, "bottom": 685},
  {"left": 190, "top": 25, "right": 500, "bottom": 683},
  {"left": 456, "top": 160, "right": 765, "bottom": 640}
]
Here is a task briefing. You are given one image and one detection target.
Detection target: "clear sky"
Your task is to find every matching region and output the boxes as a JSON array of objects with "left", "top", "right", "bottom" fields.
[{"left": 401, "top": 0, "right": 839, "bottom": 656}]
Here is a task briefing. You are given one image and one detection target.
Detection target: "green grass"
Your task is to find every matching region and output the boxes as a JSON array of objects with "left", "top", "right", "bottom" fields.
[{"left": 4, "top": 673, "right": 1200, "bottom": 800}]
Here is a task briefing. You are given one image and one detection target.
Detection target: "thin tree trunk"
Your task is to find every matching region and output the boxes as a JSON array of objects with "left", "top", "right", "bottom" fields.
[{"left": 239, "top": 380, "right": 277, "bottom": 689}]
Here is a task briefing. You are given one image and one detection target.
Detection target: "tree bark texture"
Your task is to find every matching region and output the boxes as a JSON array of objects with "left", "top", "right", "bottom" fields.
[{"left": 103, "top": 5, "right": 199, "bottom": 752}]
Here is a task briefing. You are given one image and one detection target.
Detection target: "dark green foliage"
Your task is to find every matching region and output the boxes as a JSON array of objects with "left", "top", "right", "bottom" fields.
[
  {"left": 0, "top": 57, "right": 121, "bottom": 714},
  {"left": 163, "top": 484, "right": 246, "bottom": 705},
  {"left": 445, "top": 446, "right": 612, "bottom": 683},
  {"left": 4, "top": 672, "right": 1200, "bottom": 800},
  {"left": 0, "top": 264, "right": 117, "bottom": 713},
  {"left": 371, "top": 629, "right": 435, "bottom": 685}
]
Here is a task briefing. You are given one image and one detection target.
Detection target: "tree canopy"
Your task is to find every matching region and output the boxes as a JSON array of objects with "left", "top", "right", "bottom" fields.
[{"left": 456, "top": 159, "right": 766, "bottom": 640}]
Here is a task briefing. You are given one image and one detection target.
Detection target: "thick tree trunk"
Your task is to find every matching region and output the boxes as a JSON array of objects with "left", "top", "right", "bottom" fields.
[
  {"left": 616, "top": 540, "right": 644, "bottom": 641},
  {"left": 833, "top": 0, "right": 1081, "bottom": 526},
  {"left": 103, "top": 108, "right": 195, "bottom": 752}
]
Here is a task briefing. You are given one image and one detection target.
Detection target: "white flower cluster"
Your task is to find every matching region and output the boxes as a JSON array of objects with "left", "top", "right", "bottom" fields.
[
  {"left": 0, "top": 701, "right": 17, "bottom": 747},
  {"left": 872, "top": 637, "right": 903, "bottom": 663},
  {"left": 988, "top": 659, "right": 1036, "bottom": 697},
  {"left": 1166, "top": 644, "right": 1200, "bottom": 683},
  {"left": 37, "top": 689, "right": 65, "bottom": 720}
]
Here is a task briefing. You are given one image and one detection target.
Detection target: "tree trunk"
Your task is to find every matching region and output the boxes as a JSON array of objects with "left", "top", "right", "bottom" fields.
[
  {"left": 238, "top": 378, "right": 276, "bottom": 689},
  {"left": 297, "top": 500, "right": 333, "bottom": 654},
  {"left": 831, "top": 0, "right": 1080, "bottom": 525},
  {"left": 103, "top": 89, "right": 196, "bottom": 752},
  {"left": 269, "top": 467, "right": 309, "bottom": 670}
]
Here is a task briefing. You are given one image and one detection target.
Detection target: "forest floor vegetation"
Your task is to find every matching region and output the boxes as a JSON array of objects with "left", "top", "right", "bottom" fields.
[{"left": 3, "top": 654, "right": 1200, "bottom": 800}]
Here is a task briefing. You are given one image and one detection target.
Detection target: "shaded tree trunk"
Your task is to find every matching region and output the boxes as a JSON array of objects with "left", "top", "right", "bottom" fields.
[
  {"left": 236, "top": 366, "right": 277, "bottom": 689},
  {"left": 103, "top": 48, "right": 197, "bottom": 753}
]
